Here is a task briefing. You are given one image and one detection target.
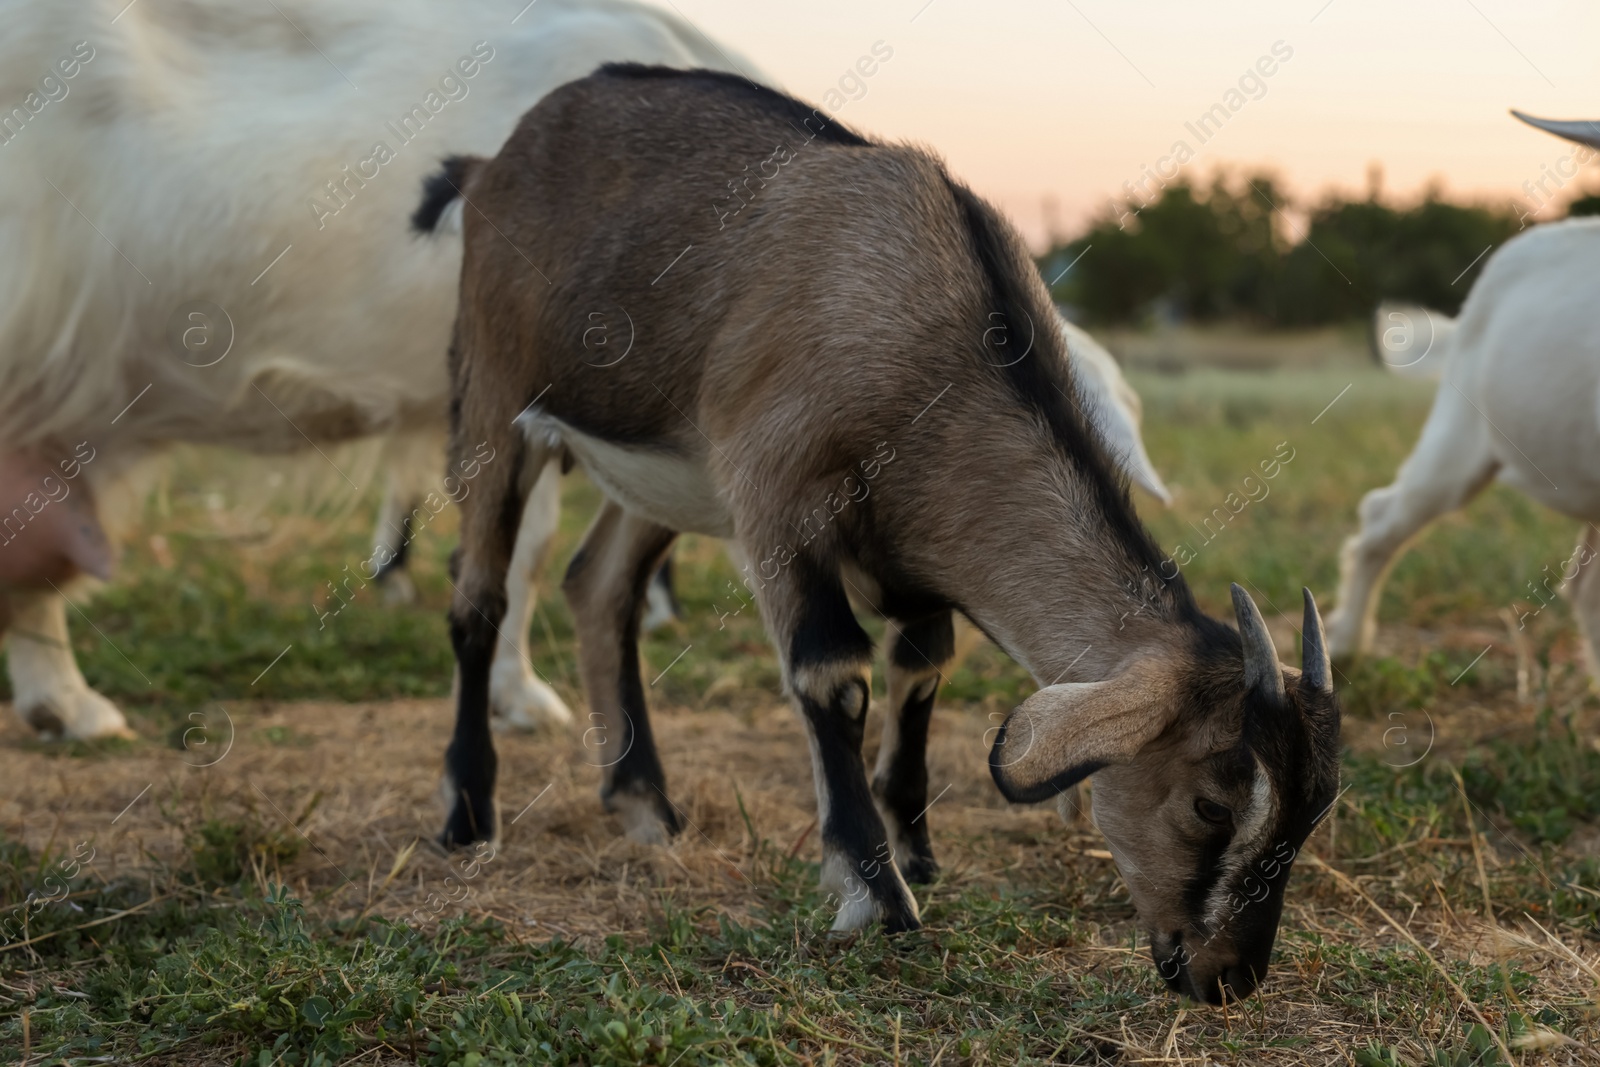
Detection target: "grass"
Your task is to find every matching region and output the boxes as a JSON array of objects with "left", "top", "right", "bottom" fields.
[{"left": 2, "top": 343, "right": 1599, "bottom": 1064}]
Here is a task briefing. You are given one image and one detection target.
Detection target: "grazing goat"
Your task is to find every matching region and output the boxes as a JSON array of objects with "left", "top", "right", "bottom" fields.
[
  {"left": 428, "top": 65, "right": 1341, "bottom": 1003},
  {"left": 0, "top": 0, "right": 758, "bottom": 739},
  {"left": 366, "top": 314, "right": 1173, "bottom": 716},
  {"left": 1328, "top": 111, "right": 1600, "bottom": 672}
]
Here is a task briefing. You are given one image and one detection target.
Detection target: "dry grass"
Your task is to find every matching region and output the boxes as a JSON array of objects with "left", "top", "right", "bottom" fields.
[{"left": 3, "top": 617, "right": 1599, "bottom": 1063}]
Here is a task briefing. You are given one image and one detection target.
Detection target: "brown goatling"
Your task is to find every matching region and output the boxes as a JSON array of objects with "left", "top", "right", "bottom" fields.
[{"left": 419, "top": 64, "right": 1342, "bottom": 1003}]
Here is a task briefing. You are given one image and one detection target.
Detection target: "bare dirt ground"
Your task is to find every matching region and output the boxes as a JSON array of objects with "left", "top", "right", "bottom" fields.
[{"left": 0, "top": 686, "right": 1078, "bottom": 946}]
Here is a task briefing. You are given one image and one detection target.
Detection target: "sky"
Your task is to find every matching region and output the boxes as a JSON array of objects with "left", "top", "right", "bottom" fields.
[{"left": 660, "top": 0, "right": 1600, "bottom": 248}]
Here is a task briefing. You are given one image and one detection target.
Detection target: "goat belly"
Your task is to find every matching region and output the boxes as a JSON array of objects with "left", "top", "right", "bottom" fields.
[
  {"left": 518, "top": 414, "right": 735, "bottom": 537},
  {"left": 0, "top": 454, "right": 113, "bottom": 586}
]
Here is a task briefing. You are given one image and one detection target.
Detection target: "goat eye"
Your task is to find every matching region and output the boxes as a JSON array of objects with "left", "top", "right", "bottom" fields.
[{"left": 1194, "top": 798, "right": 1233, "bottom": 826}]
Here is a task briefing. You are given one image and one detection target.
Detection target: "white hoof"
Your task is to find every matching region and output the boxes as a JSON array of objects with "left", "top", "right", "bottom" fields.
[
  {"left": 612, "top": 791, "right": 674, "bottom": 845},
  {"left": 1324, "top": 608, "right": 1370, "bottom": 660},
  {"left": 640, "top": 579, "right": 678, "bottom": 633},
  {"left": 17, "top": 685, "right": 132, "bottom": 740},
  {"left": 830, "top": 891, "right": 884, "bottom": 932},
  {"left": 821, "top": 851, "right": 920, "bottom": 932},
  {"left": 379, "top": 570, "right": 418, "bottom": 606},
  {"left": 489, "top": 658, "right": 574, "bottom": 732}
]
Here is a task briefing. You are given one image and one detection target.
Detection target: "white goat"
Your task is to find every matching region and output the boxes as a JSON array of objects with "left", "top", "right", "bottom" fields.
[
  {"left": 0, "top": 0, "right": 760, "bottom": 739},
  {"left": 1329, "top": 111, "right": 1600, "bottom": 669}
]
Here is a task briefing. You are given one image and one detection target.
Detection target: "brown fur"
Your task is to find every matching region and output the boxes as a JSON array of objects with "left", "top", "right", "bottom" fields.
[{"left": 432, "top": 64, "right": 1341, "bottom": 1002}]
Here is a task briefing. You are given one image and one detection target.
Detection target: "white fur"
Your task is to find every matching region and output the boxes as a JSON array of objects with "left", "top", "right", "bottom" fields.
[
  {"left": 6, "top": 588, "right": 130, "bottom": 739},
  {"left": 609, "top": 789, "right": 674, "bottom": 846},
  {"left": 1329, "top": 218, "right": 1600, "bottom": 671},
  {"left": 1202, "top": 762, "right": 1275, "bottom": 931},
  {"left": 819, "top": 849, "right": 918, "bottom": 932},
  {"left": 639, "top": 576, "right": 678, "bottom": 633},
  {"left": 0, "top": 0, "right": 761, "bottom": 737},
  {"left": 1060, "top": 318, "right": 1172, "bottom": 505},
  {"left": 489, "top": 458, "right": 573, "bottom": 731},
  {"left": 515, "top": 410, "right": 735, "bottom": 538},
  {"left": 1370, "top": 302, "right": 1455, "bottom": 382}
]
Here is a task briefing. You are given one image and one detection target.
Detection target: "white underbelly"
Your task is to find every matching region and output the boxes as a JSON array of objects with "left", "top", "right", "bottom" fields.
[
  {"left": 518, "top": 411, "right": 735, "bottom": 537},
  {"left": 1478, "top": 389, "right": 1600, "bottom": 519}
]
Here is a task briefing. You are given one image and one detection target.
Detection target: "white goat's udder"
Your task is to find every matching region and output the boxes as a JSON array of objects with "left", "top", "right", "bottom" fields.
[{"left": 519, "top": 413, "right": 734, "bottom": 537}]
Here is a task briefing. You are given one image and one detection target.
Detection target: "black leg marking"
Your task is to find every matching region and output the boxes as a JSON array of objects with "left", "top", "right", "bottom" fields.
[
  {"left": 442, "top": 599, "right": 500, "bottom": 847},
  {"left": 788, "top": 557, "right": 876, "bottom": 673},
  {"left": 787, "top": 562, "right": 919, "bottom": 932},
  {"left": 602, "top": 594, "right": 682, "bottom": 836},
  {"left": 889, "top": 612, "right": 955, "bottom": 671},
  {"left": 799, "top": 683, "right": 917, "bottom": 932},
  {"left": 563, "top": 506, "right": 681, "bottom": 839},
  {"left": 874, "top": 612, "right": 954, "bottom": 885},
  {"left": 874, "top": 683, "right": 938, "bottom": 883}
]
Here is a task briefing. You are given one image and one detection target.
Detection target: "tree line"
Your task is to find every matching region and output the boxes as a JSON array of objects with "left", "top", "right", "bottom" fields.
[{"left": 1041, "top": 171, "right": 1599, "bottom": 327}]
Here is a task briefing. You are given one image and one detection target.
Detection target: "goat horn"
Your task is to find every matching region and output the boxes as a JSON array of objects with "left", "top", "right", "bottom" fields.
[
  {"left": 1511, "top": 110, "right": 1600, "bottom": 151},
  {"left": 1231, "top": 583, "right": 1286, "bottom": 705},
  {"left": 1301, "top": 587, "right": 1332, "bottom": 695}
]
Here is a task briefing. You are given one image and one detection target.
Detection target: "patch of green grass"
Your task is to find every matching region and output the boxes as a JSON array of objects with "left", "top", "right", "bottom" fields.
[
  {"left": 8, "top": 831, "right": 1580, "bottom": 1066},
  {"left": 1132, "top": 365, "right": 1580, "bottom": 623},
  {"left": 1461, "top": 710, "right": 1600, "bottom": 845},
  {"left": 1336, "top": 712, "right": 1600, "bottom": 852},
  {"left": 184, "top": 808, "right": 309, "bottom": 890}
]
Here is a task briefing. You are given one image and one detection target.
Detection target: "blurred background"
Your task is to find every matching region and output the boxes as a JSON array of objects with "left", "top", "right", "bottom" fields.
[{"left": 677, "top": 0, "right": 1600, "bottom": 244}]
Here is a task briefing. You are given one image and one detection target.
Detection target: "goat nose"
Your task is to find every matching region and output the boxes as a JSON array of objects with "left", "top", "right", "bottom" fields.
[{"left": 1219, "top": 963, "right": 1261, "bottom": 1002}]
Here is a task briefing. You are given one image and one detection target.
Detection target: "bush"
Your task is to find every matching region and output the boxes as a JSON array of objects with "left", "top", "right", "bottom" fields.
[{"left": 1046, "top": 171, "right": 1526, "bottom": 327}]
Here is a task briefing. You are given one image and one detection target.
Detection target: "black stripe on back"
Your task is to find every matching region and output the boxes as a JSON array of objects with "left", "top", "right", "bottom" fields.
[
  {"left": 595, "top": 63, "right": 873, "bottom": 148},
  {"left": 943, "top": 178, "right": 1197, "bottom": 617}
]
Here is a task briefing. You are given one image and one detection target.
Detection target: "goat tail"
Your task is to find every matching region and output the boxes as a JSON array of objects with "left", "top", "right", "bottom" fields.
[
  {"left": 1369, "top": 302, "right": 1454, "bottom": 381},
  {"left": 411, "top": 155, "right": 487, "bottom": 235}
]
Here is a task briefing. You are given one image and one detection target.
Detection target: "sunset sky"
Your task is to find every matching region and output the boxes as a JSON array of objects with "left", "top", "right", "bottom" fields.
[{"left": 666, "top": 0, "right": 1600, "bottom": 247}]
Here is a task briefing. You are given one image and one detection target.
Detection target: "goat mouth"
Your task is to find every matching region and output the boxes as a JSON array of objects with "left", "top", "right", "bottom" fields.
[
  {"left": 1171, "top": 963, "right": 1259, "bottom": 1006},
  {"left": 1160, "top": 961, "right": 1224, "bottom": 1005},
  {"left": 1152, "top": 934, "right": 1249, "bottom": 1006}
]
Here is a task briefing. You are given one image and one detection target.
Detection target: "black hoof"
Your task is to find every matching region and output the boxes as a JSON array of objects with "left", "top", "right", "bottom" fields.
[
  {"left": 897, "top": 852, "right": 940, "bottom": 886},
  {"left": 439, "top": 797, "right": 495, "bottom": 849}
]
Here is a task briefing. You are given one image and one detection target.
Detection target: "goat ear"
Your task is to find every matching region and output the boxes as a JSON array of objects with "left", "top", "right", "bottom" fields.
[{"left": 989, "top": 660, "right": 1176, "bottom": 804}]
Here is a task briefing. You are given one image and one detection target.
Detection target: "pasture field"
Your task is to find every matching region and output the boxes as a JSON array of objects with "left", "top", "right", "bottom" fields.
[{"left": 2, "top": 334, "right": 1599, "bottom": 1065}]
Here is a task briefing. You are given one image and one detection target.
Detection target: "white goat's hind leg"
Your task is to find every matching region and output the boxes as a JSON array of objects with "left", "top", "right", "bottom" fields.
[
  {"left": 1327, "top": 384, "right": 1498, "bottom": 658},
  {"left": 1561, "top": 524, "right": 1600, "bottom": 688},
  {"left": 6, "top": 589, "right": 131, "bottom": 739},
  {"left": 489, "top": 458, "right": 574, "bottom": 731},
  {"left": 639, "top": 555, "right": 680, "bottom": 633},
  {"left": 370, "top": 474, "right": 418, "bottom": 606}
]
